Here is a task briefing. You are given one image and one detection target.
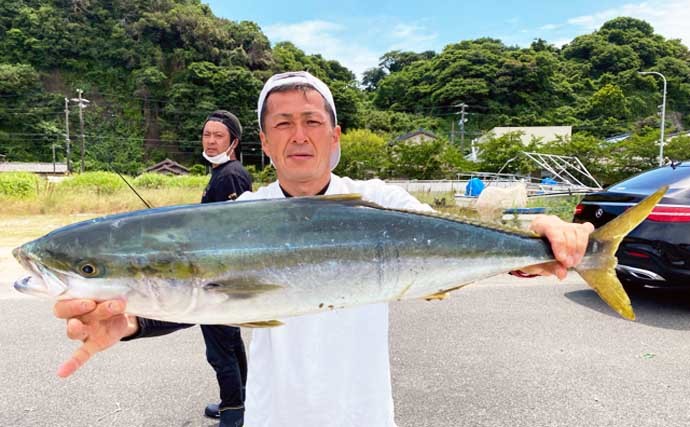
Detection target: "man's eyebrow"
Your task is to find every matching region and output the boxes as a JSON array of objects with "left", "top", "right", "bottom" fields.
[{"left": 271, "top": 111, "right": 323, "bottom": 119}]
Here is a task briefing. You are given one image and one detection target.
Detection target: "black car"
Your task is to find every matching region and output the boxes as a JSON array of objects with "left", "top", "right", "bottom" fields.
[{"left": 573, "top": 162, "right": 690, "bottom": 290}]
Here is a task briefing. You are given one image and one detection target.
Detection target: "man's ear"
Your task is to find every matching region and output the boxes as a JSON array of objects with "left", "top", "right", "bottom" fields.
[
  {"left": 228, "top": 138, "right": 239, "bottom": 152},
  {"left": 259, "top": 131, "right": 271, "bottom": 157},
  {"left": 332, "top": 125, "right": 341, "bottom": 148}
]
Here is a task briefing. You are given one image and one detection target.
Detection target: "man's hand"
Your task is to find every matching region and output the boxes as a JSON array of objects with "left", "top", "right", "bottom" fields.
[
  {"left": 519, "top": 215, "right": 595, "bottom": 280},
  {"left": 53, "top": 299, "right": 139, "bottom": 378}
]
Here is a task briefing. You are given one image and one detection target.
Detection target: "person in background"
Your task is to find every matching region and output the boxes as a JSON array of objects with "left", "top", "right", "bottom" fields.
[{"left": 124, "top": 110, "right": 251, "bottom": 427}]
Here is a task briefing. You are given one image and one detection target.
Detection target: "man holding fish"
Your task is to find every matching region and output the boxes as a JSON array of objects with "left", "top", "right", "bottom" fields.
[{"left": 49, "top": 71, "right": 597, "bottom": 427}]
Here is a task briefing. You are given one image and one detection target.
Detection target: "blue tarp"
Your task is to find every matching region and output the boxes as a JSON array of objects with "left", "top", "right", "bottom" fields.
[
  {"left": 540, "top": 177, "right": 558, "bottom": 185},
  {"left": 465, "top": 177, "right": 485, "bottom": 196}
]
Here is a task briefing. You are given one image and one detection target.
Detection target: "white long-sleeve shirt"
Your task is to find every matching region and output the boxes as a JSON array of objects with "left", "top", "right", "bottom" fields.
[{"left": 237, "top": 174, "right": 432, "bottom": 427}]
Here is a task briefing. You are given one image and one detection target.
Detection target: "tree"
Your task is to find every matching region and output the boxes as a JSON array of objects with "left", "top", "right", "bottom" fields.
[
  {"left": 379, "top": 50, "right": 435, "bottom": 73},
  {"left": 334, "top": 129, "right": 389, "bottom": 178},
  {"left": 361, "top": 67, "right": 386, "bottom": 91},
  {"left": 387, "top": 138, "right": 467, "bottom": 179},
  {"left": 588, "top": 83, "right": 629, "bottom": 119}
]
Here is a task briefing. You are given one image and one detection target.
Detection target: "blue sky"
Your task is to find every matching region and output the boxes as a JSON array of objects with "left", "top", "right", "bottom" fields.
[{"left": 204, "top": 0, "right": 690, "bottom": 79}]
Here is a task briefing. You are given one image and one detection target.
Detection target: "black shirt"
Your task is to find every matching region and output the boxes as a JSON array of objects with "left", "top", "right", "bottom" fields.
[{"left": 202, "top": 160, "right": 252, "bottom": 204}]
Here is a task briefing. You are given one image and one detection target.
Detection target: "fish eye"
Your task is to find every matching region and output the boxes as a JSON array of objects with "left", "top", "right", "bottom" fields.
[{"left": 78, "top": 262, "right": 99, "bottom": 277}]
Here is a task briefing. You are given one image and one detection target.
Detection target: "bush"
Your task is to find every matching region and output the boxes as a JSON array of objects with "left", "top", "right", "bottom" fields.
[
  {"left": 57, "top": 172, "right": 126, "bottom": 195},
  {"left": 189, "top": 164, "right": 207, "bottom": 176},
  {"left": 133, "top": 173, "right": 170, "bottom": 189},
  {"left": 253, "top": 164, "right": 276, "bottom": 184},
  {"left": 0, "top": 172, "right": 40, "bottom": 199},
  {"left": 166, "top": 175, "right": 209, "bottom": 189}
]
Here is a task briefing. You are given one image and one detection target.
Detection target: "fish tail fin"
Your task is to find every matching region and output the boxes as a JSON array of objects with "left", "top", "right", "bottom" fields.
[{"left": 575, "top": 186, "right": 668, "bottom": 320}]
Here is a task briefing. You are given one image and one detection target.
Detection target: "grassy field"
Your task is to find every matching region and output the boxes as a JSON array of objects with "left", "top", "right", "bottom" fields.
[
  {"left": 0, "top": 214, "right": 101, "bottom": 246},
  {"left": 1, "top": 170, "right": 580, "bottom": 220},
  {"left": 0, "top": 187, "right": 203, "bottom": 216}
]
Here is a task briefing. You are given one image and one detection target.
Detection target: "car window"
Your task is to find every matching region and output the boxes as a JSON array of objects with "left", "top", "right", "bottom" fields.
[{"left": 609, "top": 165, "right": 690, "bottom": 192}]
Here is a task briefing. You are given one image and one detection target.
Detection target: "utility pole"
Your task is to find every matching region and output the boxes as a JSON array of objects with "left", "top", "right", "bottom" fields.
[
  {"left": 453, "top": 102, "right": 468, "bottom": 151},
  {"left": 450, "top": 119, "right": 455, "bottom": 144},
  {"left": 70, "top": 89, "right": 90, "bottom": 173},
  {"left": 638, "top": 71, "right": 667, "bottom": 166},
  {"left": 64, "top": 98, "right": 71, "bottom": 173},
  {"left": 459, "top": 103, "right": 467, "bottom": 149},
  {"left": 52, "top": 138, "right": 57, "bottom": 173}
]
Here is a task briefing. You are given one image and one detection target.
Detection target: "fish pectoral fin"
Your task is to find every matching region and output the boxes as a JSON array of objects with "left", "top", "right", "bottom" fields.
[
  {"left": 203, "top": 277, "right": 284, "bottom": 298},
  {"left": 231, "top": 320, "right": 284, "bottom": 328},
  {"left": 309, "top": 194, "right": 387, "bottom": 209}
]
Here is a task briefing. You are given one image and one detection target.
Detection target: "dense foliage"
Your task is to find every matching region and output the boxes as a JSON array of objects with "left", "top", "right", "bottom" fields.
[{"left": 0, "top": 2, "right": 689, "bottom": 183}]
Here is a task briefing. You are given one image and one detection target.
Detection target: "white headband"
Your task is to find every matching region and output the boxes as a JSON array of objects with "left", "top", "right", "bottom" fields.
[{"left": 257, "top": 71, "right": 340, "bottom": 170}]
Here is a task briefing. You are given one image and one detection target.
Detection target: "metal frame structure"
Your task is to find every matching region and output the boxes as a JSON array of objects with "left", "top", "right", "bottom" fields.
[
  {"left": 455, "top": 151, "right": 603, "bottom": 201},
  {"left": 515, "top": 152, "right": 602, "bottom": 190}
]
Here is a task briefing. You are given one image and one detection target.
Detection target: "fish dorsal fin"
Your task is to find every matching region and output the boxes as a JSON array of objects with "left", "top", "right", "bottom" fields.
[
  {"left": 303, "top": 193, "right": 537, "bottom": 238},
  {"left": 301, "top": 193, "right": 383, "bottom": 208},
  {"left": 316, "top": 193, "right": 364, "bottom": 202},
  {"left": 392, "top": 208, "right": 540, "bottom": 238}
]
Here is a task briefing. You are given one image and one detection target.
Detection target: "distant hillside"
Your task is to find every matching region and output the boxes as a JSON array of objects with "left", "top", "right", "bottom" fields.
[
  {"left": 0, "top": 0, "right": 357, "bottom": 171},
  {"left": 0, "top": 2, "right": 688, "bottom": 173},
  {"left": 366, "top": 17, "right": 690, "bottom": 141}
]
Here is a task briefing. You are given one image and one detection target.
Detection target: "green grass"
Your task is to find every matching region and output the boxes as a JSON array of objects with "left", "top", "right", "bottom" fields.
[
  {"left": 0, "top": 172, "right": 274, "bottom": 215},
  {"left": 0, "top": 186, "right": 205, "bottom": 215}
]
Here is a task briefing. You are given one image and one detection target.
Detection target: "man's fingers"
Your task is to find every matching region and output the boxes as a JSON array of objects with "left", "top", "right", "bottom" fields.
[
  {"left": 66, "top": 318, "right": 87, "bottom": 341},
  {"left": 53, "top": 299, "right": 97, "bottom": 319},
  {"left": 56, "top": 340, "right": 99, "bottom": 378},
  {"left": 562, "top": 227, "right": 578, "bottom": 268},
  {"left": 520, "top": 261, "right": 555, "bottom": 276},
  {"left": 546, "top": 230, "right": 567, "bottom": 264},
  {"left": 574, "top": 224, "right": 591, "bottom": 265},
  {"left": 79, "top": 300, "right": 126, "bottom": 324}
]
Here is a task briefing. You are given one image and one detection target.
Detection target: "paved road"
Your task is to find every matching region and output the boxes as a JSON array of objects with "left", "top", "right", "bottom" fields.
[{"left": 2, "top": 268, "right": 690, "bottom": 427}]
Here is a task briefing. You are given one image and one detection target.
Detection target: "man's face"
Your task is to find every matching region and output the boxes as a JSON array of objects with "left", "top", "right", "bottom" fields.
[
  {"left": 202, "top": 121, "right": 232, "bottom": 156},
  {"left": 260, "top": 89, "right": 340, "bottom": 186}
]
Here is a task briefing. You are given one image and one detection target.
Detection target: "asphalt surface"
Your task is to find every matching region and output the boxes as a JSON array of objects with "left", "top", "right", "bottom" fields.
[{"left": 2, "top": 272, "right": 690, "bottom": 426}]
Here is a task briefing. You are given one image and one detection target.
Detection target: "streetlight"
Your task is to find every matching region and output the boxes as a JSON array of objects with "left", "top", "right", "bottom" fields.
[{"left": 638, "top": 71, "right": 667, "bottom": 166}]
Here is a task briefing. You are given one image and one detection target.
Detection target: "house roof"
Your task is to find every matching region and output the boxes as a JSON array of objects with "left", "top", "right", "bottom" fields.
[
  {"left": 0, "top": 162, "right": 68, "bottom": 173},
  {"left": 145, "top": 158, "right": 189, "bottom": 174}
]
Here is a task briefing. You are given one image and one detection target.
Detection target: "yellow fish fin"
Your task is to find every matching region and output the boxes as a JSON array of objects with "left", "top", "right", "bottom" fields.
[{"left": 575, "top": 185, "right": 668, "bottom": 320}]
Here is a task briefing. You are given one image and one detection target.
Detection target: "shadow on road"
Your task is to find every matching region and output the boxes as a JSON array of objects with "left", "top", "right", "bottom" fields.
[{"left": 565, "top": 288, "right": 690, "bottom": 330}]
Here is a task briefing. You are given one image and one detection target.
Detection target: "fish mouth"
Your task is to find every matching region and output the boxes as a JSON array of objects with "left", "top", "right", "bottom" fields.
[{"left": 12, "top": 246, "right": 68, "bottom": 298}]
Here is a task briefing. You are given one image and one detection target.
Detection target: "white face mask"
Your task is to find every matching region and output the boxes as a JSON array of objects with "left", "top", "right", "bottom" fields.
[
  {"left": 202, "top": 150, "right": 230, "bottom": 165},
  {"left": 202, "top": 141, "right": 237, "bottom": 165}
]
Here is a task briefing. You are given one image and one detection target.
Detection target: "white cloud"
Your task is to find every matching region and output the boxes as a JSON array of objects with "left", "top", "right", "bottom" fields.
[
  {"left": 387, "top": 22, "right": 438, "bottom": 51},
  {"left": 264, "top": 19, "right": 438, "bottom": 81},
  {"left": 550, "top": 38, "right": 572, "bottom": 48},
  {"left": 567, "top": 1, "right": 690, "bottom": 45},
  {"left": 265, "top": 20, "right": 379, "bottom": 79},
  {"left": 539, "top": 23, "right": 559, "bottom": 31}
]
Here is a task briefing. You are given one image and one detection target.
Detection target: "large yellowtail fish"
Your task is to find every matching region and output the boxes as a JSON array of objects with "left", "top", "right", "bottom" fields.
[{"left": 13, "top": 187, "right": 667, "bottom": 324}]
